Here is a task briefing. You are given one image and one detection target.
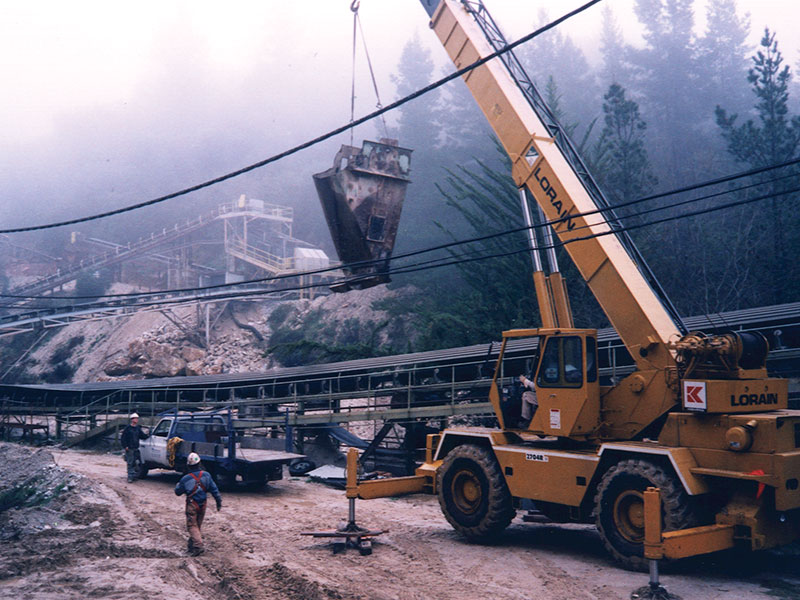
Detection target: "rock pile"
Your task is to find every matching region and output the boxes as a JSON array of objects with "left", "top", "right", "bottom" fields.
[
  {"left": 0, "top": 443, "right": 84, "bottom": 540},
  {"left": 101, "top": 321, "right": 268, "bottom": 379}
]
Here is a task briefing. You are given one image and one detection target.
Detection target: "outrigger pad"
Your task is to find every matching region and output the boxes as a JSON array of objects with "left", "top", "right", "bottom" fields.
[
  {"left": 313, "top": 139, "right": 412, "bottom": 292},
  {"left": 631, "top": 584, "right": 681, "bottom": 600}
]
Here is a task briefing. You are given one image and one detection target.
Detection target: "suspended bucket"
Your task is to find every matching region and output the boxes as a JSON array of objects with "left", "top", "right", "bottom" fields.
[{"left": 313, "top": 139, "right": 412, "bottom": 292}]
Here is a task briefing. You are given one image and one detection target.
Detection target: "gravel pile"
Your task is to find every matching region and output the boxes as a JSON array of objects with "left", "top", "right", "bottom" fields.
[{"left": 0, "top": 442, "right": 85, "bottom": 540}]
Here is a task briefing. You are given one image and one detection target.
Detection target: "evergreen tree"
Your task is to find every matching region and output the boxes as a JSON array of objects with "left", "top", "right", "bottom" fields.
[
  {"left": 389, "top": 34, "right": 447, "bottom": 253},
  {"left": 716, "top": 28, "right": 800, "bottom": 304},
  {"left": 390, "top": 33, "right": 441, "bottom": 151},
  {"left": 595, "top": 84, "right": 657, "bottom": 208},
  {"left": 515, "top": 10, "right": 599, "bottom": 140},
  {"left": 696, "top": 0, "right": 751, "bottom": 117},
  {"left": 629, "top": 0, "right": 701, "bottom": 185},
  {"left": 716, "top": 29, "right": 800, "bottom": 168},
  {"left": 438, "top": 76, "right": 493, "bottom": 157},
  {"left": 599, "top": 6, "right": 631, "bottom": 89}
]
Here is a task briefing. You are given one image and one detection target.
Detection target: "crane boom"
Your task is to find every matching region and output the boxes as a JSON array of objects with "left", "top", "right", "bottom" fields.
[{"left": 420, "top": 0, "right": 681, "bottom": 375}]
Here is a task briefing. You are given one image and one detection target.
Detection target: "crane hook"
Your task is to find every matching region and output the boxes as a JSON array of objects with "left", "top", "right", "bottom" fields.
[{"left": 350, "top": 0, "right": 359, "bottom": 13}]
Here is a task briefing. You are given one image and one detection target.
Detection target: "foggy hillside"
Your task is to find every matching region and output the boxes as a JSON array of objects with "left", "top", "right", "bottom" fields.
[{"left": 1, "top": 0, "right": 799, "bottom": 355}]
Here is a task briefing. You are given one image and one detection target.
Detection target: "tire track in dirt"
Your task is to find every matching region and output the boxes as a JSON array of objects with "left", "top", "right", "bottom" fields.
[{"left": 48, "top": 449, "right": 799, "bottom": 600}]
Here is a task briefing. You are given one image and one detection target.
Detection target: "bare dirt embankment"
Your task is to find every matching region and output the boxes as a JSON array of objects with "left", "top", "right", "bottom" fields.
[
  {"left": 3, "top": 284, "right": 420, "bottom": 385},
  {"left": 2, "top": 443, "right": 799, "bottom": 600}
]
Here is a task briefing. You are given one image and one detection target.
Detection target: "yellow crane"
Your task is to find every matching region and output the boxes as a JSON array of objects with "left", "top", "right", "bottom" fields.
[{"left": 345, "top": 0, "right": 800, "bottom": 570}]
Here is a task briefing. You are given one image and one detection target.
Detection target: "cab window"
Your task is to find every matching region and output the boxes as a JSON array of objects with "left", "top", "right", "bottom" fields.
[
  {"left": 538, "top": 338, "right": 560, "bottom": 385},
  {"left": 563, "top": 337, "right": 582, "bottom": 384},
  {"left": 536, "top": 336, "right": 583, "bottom": 388},
  {"left": 152, "top": 419, "right": 172, "bottom": 437},
  {"left": 586, "top": 336, "right": 597, "bottom": 383}
]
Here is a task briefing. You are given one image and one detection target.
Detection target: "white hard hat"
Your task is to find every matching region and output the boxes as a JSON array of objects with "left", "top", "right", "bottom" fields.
[
  {"left": 129, "top": 413, "right": 139, "bottom": 419},
  {"left": 187, "top": 453, "right": 201, "bottom": 466}
]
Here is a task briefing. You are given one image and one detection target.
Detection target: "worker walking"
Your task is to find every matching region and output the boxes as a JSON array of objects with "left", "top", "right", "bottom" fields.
[
  {"left": 120, "top": 413, "right": 149, "bottom": 483},
  {"left": 175, "top": 452, "right": 222, "bottom": 556}
]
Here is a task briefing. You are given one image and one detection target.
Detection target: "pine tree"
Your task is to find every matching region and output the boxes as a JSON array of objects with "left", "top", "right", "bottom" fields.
[
  {"left": 716, "top": 29, "right": 800, "bottom": 168},
  {"left": 599, "top": 6, "right": 630, "bottom": 88},
  {"left": 515, "top": 10, "right": 598, "bottom": 140},
  {"left": 389, "top": 34, "right": 447, "bottom": 253},
  {"left": 629, "top": 0, "right": 701, "bottom": 185},
  {"left": 595, "top": 84, "right": 657, "bottom": 208},
  {"left": 716, "top": 28, "right": 800, "bottom": 304},
  {"left": 390, "top": 33, "right": 441, "bottom": 151},
  {"left": 696, "top": 0, "right": 751, "bottom": 116},
  {"left": 438, "top": 76, "right": 493, "bottom": 157}
]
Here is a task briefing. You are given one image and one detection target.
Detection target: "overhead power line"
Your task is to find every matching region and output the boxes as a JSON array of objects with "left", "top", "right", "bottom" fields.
[
  {"left": 4, "top": 180, "right": 798, "bottom": 315},
  {"left": 2, "top": 156, "right": 796, "bottom": 302},
  {"left": 0, "top": 0, "right": 603, "bottom": 235}
]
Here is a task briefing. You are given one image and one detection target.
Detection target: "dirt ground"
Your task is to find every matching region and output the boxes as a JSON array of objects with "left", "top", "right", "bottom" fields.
[{"left": 1, "top": 445, "right": 799, "bottom": 600}]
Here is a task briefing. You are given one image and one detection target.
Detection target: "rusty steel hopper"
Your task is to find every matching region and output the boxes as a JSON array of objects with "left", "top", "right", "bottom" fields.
[{"left": 313, "top": 139, "right": 412, "bottom": 292}]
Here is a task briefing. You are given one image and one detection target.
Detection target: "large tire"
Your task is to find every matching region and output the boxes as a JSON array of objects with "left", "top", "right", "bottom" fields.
[
  {"left": 594, "top": 458, "right": 701, "bottom": 571},
  {"left": 437, "top": 444, "right": 515, "bottom": 540}
]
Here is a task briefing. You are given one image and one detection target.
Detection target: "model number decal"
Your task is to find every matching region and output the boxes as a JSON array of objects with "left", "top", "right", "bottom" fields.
[{"left": 525, "top": 453, "right": 549, "bottom": 462}]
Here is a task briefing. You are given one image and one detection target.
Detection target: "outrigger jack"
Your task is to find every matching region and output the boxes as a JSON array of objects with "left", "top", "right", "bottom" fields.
[{"left": 301, "top": 448, "right": 386, "bottom": 556}]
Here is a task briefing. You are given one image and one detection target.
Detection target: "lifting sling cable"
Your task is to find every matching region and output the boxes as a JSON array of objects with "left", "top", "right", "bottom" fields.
[
  {"left": 350, "top": 1, "right": 358, "bottom": 146},
  {"left": 349, "top": 0, "right": 390, "bottom": 143}
]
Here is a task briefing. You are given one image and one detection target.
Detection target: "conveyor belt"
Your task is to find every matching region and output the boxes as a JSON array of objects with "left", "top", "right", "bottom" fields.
[{"left": 1, "top": 302, "right": 799, "bottom": 409}]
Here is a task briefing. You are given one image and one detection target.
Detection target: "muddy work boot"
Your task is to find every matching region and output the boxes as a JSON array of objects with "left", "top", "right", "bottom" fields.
[
  {"left": 187, "top": 539, "right": 194, "bottom": 553},
  {"left": 190, "top": 545, "right": 205, "bottom": 557}
]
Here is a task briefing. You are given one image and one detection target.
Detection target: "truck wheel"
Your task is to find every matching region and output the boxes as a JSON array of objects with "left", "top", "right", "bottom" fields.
[
  {"left": 437, "top": 444, "right": 515, "bottom": 540},
  {"left": 289, "top": 459, "right": 316, "bottom": 476},
  {"left": 594, "top": 459, "right": 700, "bottom": 571},
  {"left": 216, "top": 470, "right": 237, "bottom": 490}
]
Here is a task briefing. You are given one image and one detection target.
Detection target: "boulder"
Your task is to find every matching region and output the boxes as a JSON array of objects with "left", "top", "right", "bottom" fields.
[
  {"left": 127, "top": 339, "right": 147, "bottom": 360},
  {"left": 181, "top": 345, "right": 205, "bottom": 363},
  {"left": 185, "top": 360, "right": 205, "bottom": 377},
  {"left": 103, "top": 356, "right": 140, "bottom": 377},
  {"left": 140, "top": 343, "right": 186, "bottom": 378}
]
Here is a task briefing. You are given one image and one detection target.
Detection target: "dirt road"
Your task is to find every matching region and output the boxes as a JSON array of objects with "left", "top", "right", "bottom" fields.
[{"left": 2, "top": 447, "right": 799, "bottom": 599}]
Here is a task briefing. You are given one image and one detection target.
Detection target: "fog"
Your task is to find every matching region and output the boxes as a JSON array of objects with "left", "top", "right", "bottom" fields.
[{"left": 1, "top": 0, "right": 798, "bottom": 255}]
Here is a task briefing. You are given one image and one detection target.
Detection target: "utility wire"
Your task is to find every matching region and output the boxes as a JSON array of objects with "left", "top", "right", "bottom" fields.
[
  {"left": 543, "top": 156, "right": 800, "bottom": 229},
  {"left": 0, "top": 0, "right": 604, "bottom": 235},
  {"left": 2, "top": 158, "right": 796, "bottom": 302},
  {"left": 4, "top": 181, "right": 798, "bottom": 315}
]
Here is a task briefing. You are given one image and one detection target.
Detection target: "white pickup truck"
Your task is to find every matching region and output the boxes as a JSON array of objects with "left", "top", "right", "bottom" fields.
[{"left": 138, "top": 412, "right": 304, "bottom": 487}]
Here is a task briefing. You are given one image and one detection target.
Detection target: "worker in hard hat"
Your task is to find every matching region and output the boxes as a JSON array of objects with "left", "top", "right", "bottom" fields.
[
  {"left": 175, "top": 452, "right": 222, "bottom": 556},
  {"left": 120, "top": 413, "right": 149, "bottom": 483}
]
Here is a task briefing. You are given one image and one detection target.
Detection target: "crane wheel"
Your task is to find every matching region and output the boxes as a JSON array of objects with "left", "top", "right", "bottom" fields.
[
  {"left": 594, "top": 458, "right": 700, "bottom": 571},
  {"left": 437, "top": 444, "right": 515, "bottom": 540}
]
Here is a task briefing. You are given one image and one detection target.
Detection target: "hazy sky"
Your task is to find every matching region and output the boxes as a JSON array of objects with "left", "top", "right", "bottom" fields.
[
  {"left": 1, "top": 0, "right": 798, "bottom": 235},
  {"left": 2, "top": 1, "right": 797, "bottom": 143}
]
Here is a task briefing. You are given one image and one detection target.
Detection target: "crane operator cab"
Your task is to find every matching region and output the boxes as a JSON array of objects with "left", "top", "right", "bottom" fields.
[{"left": 492, "top": 328, "right": 601, "bottom": 440}]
